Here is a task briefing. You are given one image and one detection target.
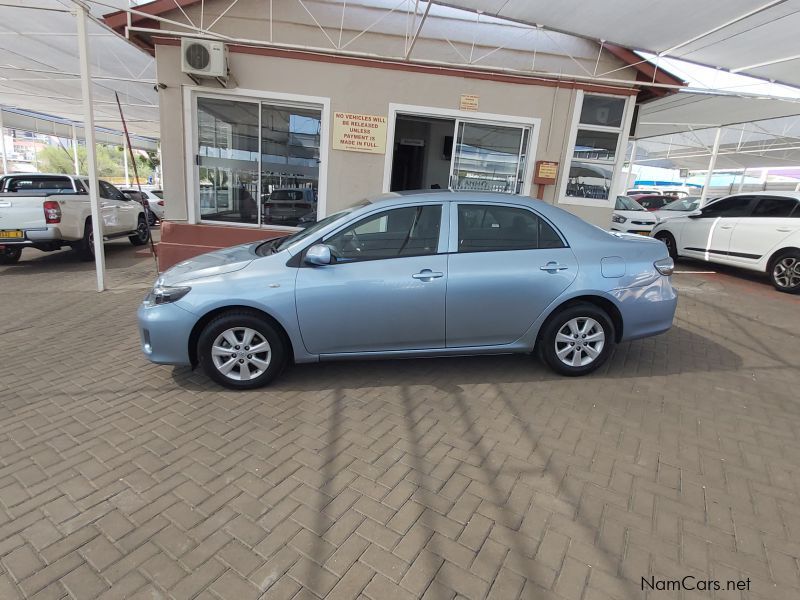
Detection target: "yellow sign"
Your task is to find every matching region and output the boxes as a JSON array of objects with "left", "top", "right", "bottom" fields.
[
  {"left": 459, "top": 94, "right": 479, "bottom": 111},
  {"left": 332, "top": 112, "right": 388, "bottom": 154},
  {"left": 537, "top": 162, "right": 558, "bottom": 180}
]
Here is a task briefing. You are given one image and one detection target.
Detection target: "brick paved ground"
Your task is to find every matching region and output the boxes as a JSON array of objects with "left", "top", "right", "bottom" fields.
[{"left": 0, "top": 240, "right": 799, "bottom": 600}]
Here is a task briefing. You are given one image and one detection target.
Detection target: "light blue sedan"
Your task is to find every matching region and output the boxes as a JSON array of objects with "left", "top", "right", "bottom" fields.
[{"left": 138, "top": 192, "right": 677, "bottom": 389}]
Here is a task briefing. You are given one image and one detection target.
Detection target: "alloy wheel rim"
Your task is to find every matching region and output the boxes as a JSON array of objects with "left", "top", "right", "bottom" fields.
[
  {"left": 137, "top": 221, "right": 148, "bottom": 241},
  {"left": 555, "top": 317, "right": 605, "bottom": 367},
  {"left": 211, "top": 327, "right": 271, "bottom": 381},
  {"left": 774, "top": 257, "right": 800, "bottom": 289}
]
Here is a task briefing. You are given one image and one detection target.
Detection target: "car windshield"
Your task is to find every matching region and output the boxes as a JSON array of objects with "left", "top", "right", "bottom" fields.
[
  {"left": 662, "top": 197, "right": 700, "bottom": 211},
  {"left": 256, "top": 202, "right": 368, "bottom": 256},
  {"left": 616, "top": 196, "right": 645, "bottom": 211},
  {"left": 270, "top": 190, "right": 306, "bottom": 201}
]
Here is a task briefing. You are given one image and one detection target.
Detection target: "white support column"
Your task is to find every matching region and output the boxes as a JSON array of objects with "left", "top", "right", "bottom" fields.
[
  {"left": 625, "top": 140, "right": 637, "bottom": 191},
  {"left": 0, "top": 108, "right": 8, "bottom": 175},
  {"left": 76, "top": 3, "right": 106, "bottom": 292},
  {"left": 737, "top": 168, "right": 747, "bottom": 193},
  {"left": 71, "top": 125, "right": 79, "bottom": 175},
  {"left": 700, "top": 127, "right": 721, "bottom": 203},
  {"left": 123, "top": 136, "right": 130, "bottom": 186}
]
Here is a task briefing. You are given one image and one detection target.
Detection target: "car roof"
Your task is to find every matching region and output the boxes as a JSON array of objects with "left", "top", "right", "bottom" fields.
[
  {"left": 369, "top": 190, "right": 551, "bottom": 206},
  {"left": 723, "top": 191, "right": 800, "bottom": 199}
]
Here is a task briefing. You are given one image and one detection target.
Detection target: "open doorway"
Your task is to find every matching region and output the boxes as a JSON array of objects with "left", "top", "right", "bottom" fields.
[
  {"left": 390, "top": 115, "right": 455, "bottom": 192},
  {"left": 388, "top": 112, "right": 534, "bottom": 194}
]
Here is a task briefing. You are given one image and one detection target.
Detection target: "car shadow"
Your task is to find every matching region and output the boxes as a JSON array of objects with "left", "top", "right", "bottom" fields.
[
  {"left": 169, "top": 324, "right": 742, "bottom": 392},
  {"left": 0, "top": 242, "right": 154, "bottom": 273}
]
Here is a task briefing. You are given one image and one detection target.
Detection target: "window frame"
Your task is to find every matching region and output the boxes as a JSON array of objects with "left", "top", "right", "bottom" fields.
[
  {"left": 558, "top": 90, "right": 636, "bottom": 208},
  {"left": 449, "top": 201, "right": 568, "bottom": 254},
  {"left": 698, "top": 195, "right": 756, "bottom": 218},
  {"left": 184, "top": 87, "right": 330, "bottom": 230}
]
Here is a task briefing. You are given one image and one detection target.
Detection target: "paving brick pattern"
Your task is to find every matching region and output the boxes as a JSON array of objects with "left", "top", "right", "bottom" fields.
[{"left": 0, "top": 242, "right": 799, "bottom": 599}]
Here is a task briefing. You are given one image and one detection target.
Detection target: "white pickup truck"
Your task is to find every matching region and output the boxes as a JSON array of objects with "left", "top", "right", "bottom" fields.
[{"left": 0, "top": 173, "right": 150, "bottom": 264}]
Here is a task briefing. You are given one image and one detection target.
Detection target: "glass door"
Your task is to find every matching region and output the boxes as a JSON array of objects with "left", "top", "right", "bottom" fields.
[
  {"left": 449, "top": 121, "right": 530, "bottom": 194},
  {"left": 196, "top": 97, "right": 260, "bottom": 224}
]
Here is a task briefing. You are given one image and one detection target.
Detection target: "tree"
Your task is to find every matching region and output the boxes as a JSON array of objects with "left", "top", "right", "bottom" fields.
[{"left": 37, "top": 142, "right": 152, "bottom": 181}]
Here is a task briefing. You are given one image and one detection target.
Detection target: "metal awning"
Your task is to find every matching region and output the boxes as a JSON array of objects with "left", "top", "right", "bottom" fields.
[
  {"left": 436, "top": 1, "right": 800, "bottom": 89},
  {"left": 0, "top": 1, "right": 159, "bottom": 141}
]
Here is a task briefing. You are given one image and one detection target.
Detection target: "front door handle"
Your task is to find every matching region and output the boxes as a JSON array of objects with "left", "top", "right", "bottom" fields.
[
  {"left": 412, "top": 269, "right": 443, "bottom": 280},
  {"left": 777, "top": 227, "right": 792, "bottom": 232},
  {"left": 719, "top": 225, "right": 734, "bottom": 229},
  {"left": 540, "top": 262, "right": 568, "bottom": 272}
]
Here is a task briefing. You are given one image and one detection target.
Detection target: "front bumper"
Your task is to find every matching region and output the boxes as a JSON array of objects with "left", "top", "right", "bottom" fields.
[
  {"left": 137, "top": 301, "right": 197, "bottom": 365},
  {"left": 612, "top": 276, "right": 677, "bottom": 342}
]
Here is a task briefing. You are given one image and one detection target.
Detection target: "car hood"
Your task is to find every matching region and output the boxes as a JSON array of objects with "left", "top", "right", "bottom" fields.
[
  {"left": 615, "top": 209, "right": 656, "bottom": 221},
  {"left": 651, "top": 210, "right": 689, "bottom": 221},
  {"left": 159, "top": 242, "right": 260, "bottom": 285}
]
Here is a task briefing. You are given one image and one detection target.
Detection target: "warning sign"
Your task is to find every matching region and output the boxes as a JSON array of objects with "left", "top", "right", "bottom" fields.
[{"left": 332, "top": 112, "right": 388, "bottom": 154}]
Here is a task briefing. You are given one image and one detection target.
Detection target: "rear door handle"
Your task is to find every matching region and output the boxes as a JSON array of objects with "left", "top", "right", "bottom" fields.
[
  {"left": 719, "top": 225, "right": 734, "bottom": 229},
  {"left": 540, "top": 262, "right": 568, "bottom": 272},
  {"left": 412, "top": 269, "right": 443, "bottom": 280},
  {"left": 777, "top": 227, "right": 792, "bottom": 232}
]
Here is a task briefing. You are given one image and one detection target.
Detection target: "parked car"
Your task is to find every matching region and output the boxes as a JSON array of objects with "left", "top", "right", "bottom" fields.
[
  {"left": 651, "top": 192, "right": 800, "bottom": 293},
  {"left": 630, "top": 194, "right": 676, "bottom": 211},
  {"left": 262, "top": 188, "right": 316, "bottom": 225},
  {"left": 138, "top": 191, "right": 677, "bottom": 389},
  {"left": 0, "top": 173, "right": 149, "bottom": 264},
  {"left": 120, "top": 188, "right": 165, "bottom": 225},
  {"left": 611, "top": 196, "right": 658, "bottom": 235}
]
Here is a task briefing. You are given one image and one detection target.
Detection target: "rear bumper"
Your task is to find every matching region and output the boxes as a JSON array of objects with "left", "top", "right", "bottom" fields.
[
  {"left": 613, "top": 276, "right": 677, "bottom": 342},
  {"left": 137, "top": 301, "right": 196, "bottom": 365},
  {"left": 0, "top": 227, "right": 65, "bottom": 246}
]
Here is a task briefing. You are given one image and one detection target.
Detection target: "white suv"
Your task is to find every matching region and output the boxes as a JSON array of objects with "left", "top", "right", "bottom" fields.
[{"left": 651, "top": 192, "right": 800, "bottom": 293}]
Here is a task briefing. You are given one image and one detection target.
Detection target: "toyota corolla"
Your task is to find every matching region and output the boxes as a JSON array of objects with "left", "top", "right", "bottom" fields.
[{"left": 138, "top": 192, "right": 677, "bottom": 389}]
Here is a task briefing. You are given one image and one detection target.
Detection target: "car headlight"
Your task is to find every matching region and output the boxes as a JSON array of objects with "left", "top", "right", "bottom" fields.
[
  {"left": 611, "top": 214, "right": 627, "bottom": 224},
  {"left": 654, "top": 257, "right": 674, "bottom": 276},
  {"left": 143, "top": 284, "right": 191, "bottom": 307}
]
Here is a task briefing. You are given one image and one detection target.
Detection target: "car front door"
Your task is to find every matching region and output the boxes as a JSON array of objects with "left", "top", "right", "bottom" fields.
[
  {"left": 728, "top": 197, "right": 800, "bottom": 265},
  {"left": 445, "top": 202, "right": 577, "bottom": 347},
  {"left": 678, "top": 195, "right": 755, "bottom": 261},
  {"left": 101, "top": 181, "right": 138, "bottom": 233},
  {"left": 295, "top": 203, "right": 447, "bottom": 354}
]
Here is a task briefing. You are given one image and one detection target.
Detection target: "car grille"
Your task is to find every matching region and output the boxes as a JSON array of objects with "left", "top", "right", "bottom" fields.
[{"left": 631, "top": 220, "right": 655, "bottom": 226}]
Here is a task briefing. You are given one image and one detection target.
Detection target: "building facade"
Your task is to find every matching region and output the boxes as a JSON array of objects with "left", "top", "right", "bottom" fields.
[{"left": 105, "top": 0, "right": 679, "bottom": 269}]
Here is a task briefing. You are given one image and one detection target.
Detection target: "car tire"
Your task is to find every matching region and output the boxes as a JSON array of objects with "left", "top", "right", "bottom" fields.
[
  {"left": 129, "top": 215, "right": 150, "bottom": 246},
  {"left": 147, "top": 209, "right": 157, "bottom": 227},
  {"left": 769, "top": 249, "right": 800, "bottom": 294},
  {"left": 654, "top": 231, "right": 678, "bottom": 260},
  {"left": 75, "top": 219, "right": 95, "bottom": 261},
  {"left": 198, "top": 311, "right": 286, "bottom": 390},
  {"left": 0, "top": 246, "right": 22, "bottom": 265},
  {"left": 540, "top": 304, "right": 615, "bottom": 376}
]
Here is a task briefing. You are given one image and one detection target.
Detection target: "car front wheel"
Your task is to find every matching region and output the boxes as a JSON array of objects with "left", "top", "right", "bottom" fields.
[
  {"left": 540, "top": 304, "right": 615, "bottom": 376},
  {"left": 129, "top": 215, "right": 150, "bottom": 246},
  {"left": 198, "top": 311, "right": 286, "bottom": 389},
  {"left": 654, "top": 231, "right": 677, "bottom": 260},
  {"left": 770, "top": 250, "right": 800, "bottom": 294}
]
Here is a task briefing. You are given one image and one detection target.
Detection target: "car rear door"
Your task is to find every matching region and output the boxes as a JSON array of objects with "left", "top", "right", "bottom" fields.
[
  {"left": 445, "top": 202, "right": 576, "bottom": 347},
  {"left": 728, "top": 196, "right": 800, "bottom": 265},
  {"left": 295, "top": 202, "right": 448, "bottom": 354}
]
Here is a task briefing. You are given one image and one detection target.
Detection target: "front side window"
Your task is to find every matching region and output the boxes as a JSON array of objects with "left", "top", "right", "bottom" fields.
[
  {"left": 457, "top": 204, "right": 565, "bottom": 252},
  {"left": 751, "top": 197, "right": 798, "bottom": 218},
  {"left": 702, "top": 196, "right": 754, "bottom": 218},
  {"left": 325, "top": 205, "right": 442, "bottom": 261},
  {"left": 564, "top": 94, "right": 627, "bottom": 201}
]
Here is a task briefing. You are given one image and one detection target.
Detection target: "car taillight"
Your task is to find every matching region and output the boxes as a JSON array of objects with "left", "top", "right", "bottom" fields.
[
  {"left": 157, "top": 200, "right": 164, "bottom": 206},
  {"left": 43, "top": 200, "right": 61, "bottom": 224}
]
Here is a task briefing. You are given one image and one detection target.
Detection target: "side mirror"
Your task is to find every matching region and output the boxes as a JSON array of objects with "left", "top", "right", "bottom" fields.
[{"left": 305, "top": 244, "right": 332, "bottom": 266}]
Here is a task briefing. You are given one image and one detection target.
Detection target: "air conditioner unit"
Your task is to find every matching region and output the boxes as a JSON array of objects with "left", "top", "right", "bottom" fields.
[{"left": 181, "top": 38, "right": 228, "bottom": 79}]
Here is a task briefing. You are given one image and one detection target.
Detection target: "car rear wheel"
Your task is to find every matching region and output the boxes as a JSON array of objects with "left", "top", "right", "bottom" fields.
[
  {"left": 770, "top": 250, "right": 800, "bottom": 294},
  {"left": 654, "top": 231, "right": 677, "bottom": 260},
  {"left": 540, "top": 304, "right": 615, "bottom": 376},
  {"left": 198, "top": 311, "right": 286, "bottom": 389},
  {"left": 129, "top": 215, "right": 150, "bottom": 246},
  {"left": 0, "top": 246, "right": 22, "bottom": 264},
  {"left": 75, "top": 219, "right": 95, "bottom": 261}
]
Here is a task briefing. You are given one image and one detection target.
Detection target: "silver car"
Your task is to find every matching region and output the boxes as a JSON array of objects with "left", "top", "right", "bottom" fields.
[{"left": 138, "top": 192, "right": 677, "bottom": 389}]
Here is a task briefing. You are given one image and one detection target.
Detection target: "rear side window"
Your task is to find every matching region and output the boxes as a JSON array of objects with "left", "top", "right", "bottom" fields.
[
  {"left": 751, "top": 197, "right": 798, "bottom": 218},
  {"left": 6, "top": 176, "right": 73, "bottom": 193},
  {"left": 457, "top": 205, "right": 565, "bottom": 252}
]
